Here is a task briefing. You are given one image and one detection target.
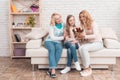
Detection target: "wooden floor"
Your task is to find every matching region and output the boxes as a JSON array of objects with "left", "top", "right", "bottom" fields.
[{"left": 0, "top": 57, "right": 120, "bottom": 80}]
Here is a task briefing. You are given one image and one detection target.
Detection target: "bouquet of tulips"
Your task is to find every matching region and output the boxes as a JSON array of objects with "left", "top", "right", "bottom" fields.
[{"left": 72, "top": 27, "right": 85, "bottom": 42}]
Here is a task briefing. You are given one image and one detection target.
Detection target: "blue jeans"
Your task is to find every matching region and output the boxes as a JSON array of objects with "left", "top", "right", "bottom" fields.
[
  {"left": 45, "top": 41, "right": 63, "bottom": 69},
  {"left": 64, "top": 41, "right": 79, "bottom": 67}
]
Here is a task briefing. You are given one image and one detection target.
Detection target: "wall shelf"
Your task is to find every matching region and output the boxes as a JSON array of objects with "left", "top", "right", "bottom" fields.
[
  {"left": 12, "top": 27, "right": 32, "bottom": 30},
  {"left": 9, "top": 0, "right": 42, "bottom": 58},
  {"left": 10, "top": 12, "right": 39, "bottom": 15},
  {"left": 11, "top": 42, "right": 27, "bottom": 44}
]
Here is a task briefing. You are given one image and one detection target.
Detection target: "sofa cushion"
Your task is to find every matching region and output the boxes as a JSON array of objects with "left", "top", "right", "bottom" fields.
[
  {"left": 26, "top": 47, "right": 67, "bottom": 57},
  {"left": 103, "top": 39, "right": 120, "bottom": 49},
  {"left": 25, "top": 28, "right": 48, "bottom": 40},
  {"left": 26, "top": 39, "right": 42, "bottom": 49},
  {"left": 26, "top": 47, "right": 120, "bottom": 57}
]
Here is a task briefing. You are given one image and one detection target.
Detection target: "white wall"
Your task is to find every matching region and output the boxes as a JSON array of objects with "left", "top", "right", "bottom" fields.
[
  {"left": 0, "top": 0, "right": 9, "bottom": 56},
  {"left": 42, "top": 0, "right": 120, "bottom": 36},
  {"left": 0, "top": 0, "right": 120, "bottom": 56}
]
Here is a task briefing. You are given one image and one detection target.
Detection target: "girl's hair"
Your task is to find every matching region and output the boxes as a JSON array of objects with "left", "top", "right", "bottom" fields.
[
  {"left": 79, "top": 10, "right": 93, "bottom": 29},
  {"left": 50, "top": 13, "right": 61, "bottom": 26},
  {"left": 66, "top": 15, "right": 76, "bottom": 35}
]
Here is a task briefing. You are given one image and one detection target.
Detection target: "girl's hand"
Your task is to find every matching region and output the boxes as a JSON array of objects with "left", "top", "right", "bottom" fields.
[
  {"left": 63, "top": 33, "right": 67, "bottom": 40},
  {"left": 72, "top": 39, "right": 78, "bottom": 44},
  {"left": 63, "top": 30, "right": 68, "bottom": 37},
  {"left": 63, "top": 33, "right": 66, "bottom": 38}
]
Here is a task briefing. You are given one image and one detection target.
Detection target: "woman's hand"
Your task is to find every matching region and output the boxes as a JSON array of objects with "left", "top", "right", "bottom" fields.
[
  {"left": 80, "top": 32, "right": 85, "bottom": 38},
  {"left": 63, "top": 31, "right": 67, "bottom": 40},
  {"left": 75, "top": 32, "right": 85, "bottom": 40},
  {"left": 63, "top": 33, "right": 67, "bottom": 37}
]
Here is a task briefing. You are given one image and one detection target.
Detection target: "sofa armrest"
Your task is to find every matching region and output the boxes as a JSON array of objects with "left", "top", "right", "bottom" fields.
[
  {"left": 103, "top": 39, "right": 120, "bottom": 49},
  {"left": 26, "top": 39, "right": 42, "bottom": 49}
]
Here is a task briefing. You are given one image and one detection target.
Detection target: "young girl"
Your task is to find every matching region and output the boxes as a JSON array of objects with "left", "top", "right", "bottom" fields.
[
  {"left": 78, "top": 10, "right": 103, "bottom": 76},
  {"left": 60, "top": 15, "right": 81, "bottom": 74},
  {"left": 44, "top": 13, "right": 65, "bottom": 78}
]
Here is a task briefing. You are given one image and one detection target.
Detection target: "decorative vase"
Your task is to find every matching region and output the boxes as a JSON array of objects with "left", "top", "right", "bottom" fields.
[
  {"left": 31, "top": 8, "right": 38, "bottom": 12},
  {"left": 30, "top": 4, "right": 39, "bottom": 12}
]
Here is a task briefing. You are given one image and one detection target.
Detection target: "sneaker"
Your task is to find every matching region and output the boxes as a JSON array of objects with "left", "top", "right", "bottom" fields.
[
  {"left": 51, "top": 74, "right": 56, "bottom": 78},
  {"left": 80, "top": 68, "right": 92, "bottom": 76},
  {"left": 74, "top": 61, "right": 81, "bottom": 71},
  {"left": 60, "top": 67, "right": 71, "bottom": 74}
]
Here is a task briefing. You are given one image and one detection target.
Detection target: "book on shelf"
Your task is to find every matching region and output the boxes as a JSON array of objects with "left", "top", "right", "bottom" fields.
[
  {"left": 14, "top": 34, "right": 21, "bottom": 42},
  {"left": 11, "top": 2, "right": 18, "bottom": 13}
]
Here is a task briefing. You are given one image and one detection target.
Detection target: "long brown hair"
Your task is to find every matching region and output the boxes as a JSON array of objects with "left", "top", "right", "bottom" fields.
[
  {"left": 66, "top": 15, "right": 76, "bottom": 35},
  {"left": 50, "top": 13, "right": 61, "bottom": 26},
  {"left": 79, "top": 10, "right": 93, "bottom": 29}
]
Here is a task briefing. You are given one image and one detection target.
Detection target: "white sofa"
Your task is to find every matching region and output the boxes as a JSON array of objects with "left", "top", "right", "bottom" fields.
[{"left": 26, "top": 28, "right": 120, "bottom": 70}]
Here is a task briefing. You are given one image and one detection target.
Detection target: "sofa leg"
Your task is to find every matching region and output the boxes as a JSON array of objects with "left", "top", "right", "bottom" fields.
[
  {"left": 111, "top": 64, "right": 114, "bottom": 71},
  {"left": 32, "top": 64, "right": 35, "bottom": 71},
  {"left": 110, "top": 65, "right": 115, "bottom": 80}
]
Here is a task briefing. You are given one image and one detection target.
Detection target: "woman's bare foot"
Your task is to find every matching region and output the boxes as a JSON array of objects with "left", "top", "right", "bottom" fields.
[
  {"left": 80, "top": 66, "right": 92, "bottom": 76},
  {"left": 51, "top": 69, "right": 56, "bottom": 78}
]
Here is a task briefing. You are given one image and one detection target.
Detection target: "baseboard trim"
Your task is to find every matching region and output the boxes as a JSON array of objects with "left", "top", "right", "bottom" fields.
[{"left": 38, "top": 64, "right": 109, "bottom": 69}]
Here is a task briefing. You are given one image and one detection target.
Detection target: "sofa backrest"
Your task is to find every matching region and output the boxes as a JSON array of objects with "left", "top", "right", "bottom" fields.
[
  {"left": 26, "top": 27, "right": 118, "bottom": 41},
  {"left": 100, "top": 27, "right": 118, "bottom": 40}
]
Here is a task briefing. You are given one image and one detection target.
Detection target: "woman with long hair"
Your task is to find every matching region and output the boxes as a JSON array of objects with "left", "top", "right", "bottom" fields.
[
  {"left": 78, "top": 10, "right": 103, "bottom": 76},
  {"left": 60, "top": 15, "right": 81, "bottom": 74}
]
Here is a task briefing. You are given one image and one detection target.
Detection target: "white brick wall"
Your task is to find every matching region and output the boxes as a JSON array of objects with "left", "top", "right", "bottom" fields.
[
  {"left": 42, "top": 0, "right": 120, "bottom": 38},
  {"left": 0, "top": 0, "right": 9, "bottom": 56},
  {"left": 0, "top": 0, "right": 120, "bottom": 56}
]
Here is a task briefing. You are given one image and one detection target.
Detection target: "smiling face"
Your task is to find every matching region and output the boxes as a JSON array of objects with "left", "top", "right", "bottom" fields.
[
  {"left": 68, "top": 16, "right": 75, "bottom": 27},
  {"left": 50, "top": 13, "right": 62, "bottom": 26},
  {"left": 54, "top": 15, "right": 62, "bottom": 24},
  {"left": 79, "top": 10, "right": 93, "bottom": 29},
  {"left": 66, "top": 15, "right": 76, "bottom": 35},
  {"left": 79, "top": 13, "right": 87, "bottom": 24}
]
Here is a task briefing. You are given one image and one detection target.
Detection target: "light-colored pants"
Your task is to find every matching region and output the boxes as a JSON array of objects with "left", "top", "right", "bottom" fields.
[{"left": 79, "top": 42, "right": 103, "bottom": 68}]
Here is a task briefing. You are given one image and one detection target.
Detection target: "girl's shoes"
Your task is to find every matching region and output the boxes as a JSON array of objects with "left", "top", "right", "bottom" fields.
[
  {"left": 74, "top": 61, "right": 81, "bottom": 71},
  {"left": 60, "top": 67, "right": 71, "bottom": 74},
  {"left": 60, "top": 61, "right": 81, "bottom": 74}
]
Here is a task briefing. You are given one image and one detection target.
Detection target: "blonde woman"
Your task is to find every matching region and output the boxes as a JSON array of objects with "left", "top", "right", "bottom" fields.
[
  {"left": 44, "top": 13, "right": 65, "bottom": 78},
  {"left": 60, "top": 15, "right": 81, "bottom": 74},
  {"left": 78, "top": 10, "right": 103, "bottom": 76}
]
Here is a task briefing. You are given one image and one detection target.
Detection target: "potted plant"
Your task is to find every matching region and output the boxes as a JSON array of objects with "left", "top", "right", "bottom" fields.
[{"left": 25, "top": 15, "right": 36, "bottom": 27}]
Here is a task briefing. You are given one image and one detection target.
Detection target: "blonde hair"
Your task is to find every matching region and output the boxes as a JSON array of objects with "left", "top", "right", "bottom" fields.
[
  {"left": 66, "top": 15, "right": 76, "bottom": 35},
  {"left": 79, "top": 10, "right": 93, "bottom": 29},
  {"left": 50, "top": 13, "right": 61, "bottom": 26}
]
